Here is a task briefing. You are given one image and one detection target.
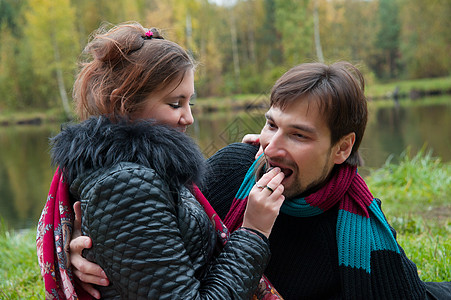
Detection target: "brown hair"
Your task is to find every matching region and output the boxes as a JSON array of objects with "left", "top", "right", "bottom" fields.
[
  {"left": 73, "top": 22, "right": 195, "bottom": 120},
  {"left": 270, "top": 61, "right": 368, "bottom": 166}
]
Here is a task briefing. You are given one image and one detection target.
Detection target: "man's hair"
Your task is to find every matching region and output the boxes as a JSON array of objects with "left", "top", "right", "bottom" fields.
[
  {"left": 270, "top": 61, "right": 368, "bottom": 166},
  {"left": 73, "top": 22, "right": 195, "bottom": 121}
]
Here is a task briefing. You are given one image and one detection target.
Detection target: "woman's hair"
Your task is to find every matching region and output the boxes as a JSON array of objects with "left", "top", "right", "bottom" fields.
[
  {"left": 270, "top": 61, "right": 368, "bottom": 166},
  {"left": 73, "top": 22, "right": 196, "bottom": 120}
]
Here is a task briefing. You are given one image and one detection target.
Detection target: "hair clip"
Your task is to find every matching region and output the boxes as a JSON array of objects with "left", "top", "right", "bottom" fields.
[{"left": 143, "top": 29, "right": 163, "bottom": 40}]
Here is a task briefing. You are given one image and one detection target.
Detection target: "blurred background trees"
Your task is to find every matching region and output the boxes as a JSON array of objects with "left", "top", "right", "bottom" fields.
[{"left": 0, "top": 0, "right": 450, "bottom": 112}]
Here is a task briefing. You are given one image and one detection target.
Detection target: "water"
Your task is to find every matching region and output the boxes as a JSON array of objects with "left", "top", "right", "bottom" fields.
[{"left": 1, "top": 97, "right": 450, "bottom": 230}]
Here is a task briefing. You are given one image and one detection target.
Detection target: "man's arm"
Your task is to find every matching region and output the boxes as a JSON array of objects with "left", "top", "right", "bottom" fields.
[
  {"left": 201, "top": 143, "right": 258, "bottom": 219},
  {"left": 70, "top": 201, "right": 109, "bottom": 299}
]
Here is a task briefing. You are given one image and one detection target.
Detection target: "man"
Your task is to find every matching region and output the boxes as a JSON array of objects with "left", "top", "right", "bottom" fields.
[{"left": 71, "top": 62, "right": 450, "bottom": 299}]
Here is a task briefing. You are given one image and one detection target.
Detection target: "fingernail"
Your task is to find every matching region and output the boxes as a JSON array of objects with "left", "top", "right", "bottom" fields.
[
  {"left": 101, "top": 270, "right": 107, "bottom": 278},
  {"left": 84, "top": 240, "right": 90, "bottom": 248},
  {"left": 100, "top": 278, "right": 109, "bottom": 286},
  {"left": 265, "top": 166, "right": 274, "bottom": 173}
]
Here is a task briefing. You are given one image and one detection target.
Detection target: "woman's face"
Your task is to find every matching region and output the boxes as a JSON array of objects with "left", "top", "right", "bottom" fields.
[{"left": 135, "top": 69, "right": 195, "bottom": 132}]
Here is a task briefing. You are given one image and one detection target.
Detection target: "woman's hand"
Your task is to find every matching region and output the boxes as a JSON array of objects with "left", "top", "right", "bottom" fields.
[
  {"left": 241, "top": 134, "right": 263, "bottom": 159},
  {"left": 71, "top": 201, "right": 109, "bottom": 299},
  {"left": 242, "top": 167, "right": 285, "bottom": 238}
]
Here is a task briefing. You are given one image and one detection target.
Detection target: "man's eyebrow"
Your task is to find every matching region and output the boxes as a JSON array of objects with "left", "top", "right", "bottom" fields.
[
  {"left": 291, "top": 124, "right": 316, "bottom": 134},
  {"left": 265, "top": 112, "right": 316, "bottom": 134}
]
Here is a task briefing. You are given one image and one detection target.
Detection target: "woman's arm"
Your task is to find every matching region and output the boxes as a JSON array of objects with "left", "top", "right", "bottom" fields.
[{"left": 79, "top": 163, "right": 278, "bottom": 299}]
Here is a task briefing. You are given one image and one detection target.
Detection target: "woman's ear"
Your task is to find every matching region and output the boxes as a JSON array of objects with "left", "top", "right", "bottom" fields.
[{"left": 333, "top": 132, "right": 356, "bottom": 164}]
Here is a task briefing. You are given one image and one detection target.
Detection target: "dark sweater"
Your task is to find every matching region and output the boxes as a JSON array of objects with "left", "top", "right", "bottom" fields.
[
  {"left": 202, "top": 143, "right": 451, "bottom": 300},
  {"left": 202, "top": 143, "right": 340, "bottom": 299}
]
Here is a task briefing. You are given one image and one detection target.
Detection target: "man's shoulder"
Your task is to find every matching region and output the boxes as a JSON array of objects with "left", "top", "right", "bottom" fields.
[
  {"left": 206, "top": 142, "right": 258, "bottom": 170},
  {"left": 210, "top": 142, "right": 259, "bottom": 162},
  {"left": 203, "top": 143, "right": 258, "bottom": 218}
]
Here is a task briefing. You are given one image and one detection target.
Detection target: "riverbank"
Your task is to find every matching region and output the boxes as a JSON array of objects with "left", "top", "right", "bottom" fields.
[
  {"left": 1, "top": 150, "right": 450, "bottom": 298},
  {"left": 1, "top": 76, "right": 450, "bottom": 125}
]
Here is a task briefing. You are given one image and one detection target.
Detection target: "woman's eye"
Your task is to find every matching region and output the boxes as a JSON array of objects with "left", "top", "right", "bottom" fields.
[{"left": 169, "top": 103, "right": 181, "bottom": 109}]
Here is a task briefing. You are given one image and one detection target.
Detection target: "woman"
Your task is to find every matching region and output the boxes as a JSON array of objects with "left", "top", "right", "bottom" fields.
[{"left": 36, "top": 22, "right": 285, "bottom": 299}]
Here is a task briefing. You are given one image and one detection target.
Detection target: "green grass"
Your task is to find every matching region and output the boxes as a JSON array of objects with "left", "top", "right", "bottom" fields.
[
  {"left": 0, "top": 223, "right": 44, "bottom": 299},
  {"left": 397, "top": 226, "right": 451, "bottom": 282},
  {"left": 366, "top": 147, "right": 451, "bottom": 217},
  {"left": 0, "top": 107, "right": 69, "bottom": 125},
  {"left": 365, "top": 147, "right": 451, "bottom": 282},
  {"left": 365, "top": 76, "right": 451, "bottom": 99},
  {"left": 0, "top": 149, "right": 450, "bottom": 298}
]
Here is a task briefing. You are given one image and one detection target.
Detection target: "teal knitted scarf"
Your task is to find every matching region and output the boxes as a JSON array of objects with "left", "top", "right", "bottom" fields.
[{"left": 223, "top": 158, "right": 412, "bottom": 299}]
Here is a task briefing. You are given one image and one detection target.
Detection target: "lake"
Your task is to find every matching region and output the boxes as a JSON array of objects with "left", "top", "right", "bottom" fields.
[{"left": 1, "top": 96, "right": 451, "bottom": 230}]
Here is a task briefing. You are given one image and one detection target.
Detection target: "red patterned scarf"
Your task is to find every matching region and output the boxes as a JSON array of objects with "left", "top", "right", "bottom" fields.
[{"left": 36, "top": 169, "right": 92, "bottom": 299}]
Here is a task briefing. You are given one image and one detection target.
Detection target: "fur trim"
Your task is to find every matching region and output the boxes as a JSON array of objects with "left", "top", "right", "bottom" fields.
[{"left": 51, "top": 116, "right": 205, "bottom": 189}]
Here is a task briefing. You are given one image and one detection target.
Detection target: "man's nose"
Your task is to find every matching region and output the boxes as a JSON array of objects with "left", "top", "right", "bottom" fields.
[{"left": 263, "top": 132, "right": 287, "bottom": 158}]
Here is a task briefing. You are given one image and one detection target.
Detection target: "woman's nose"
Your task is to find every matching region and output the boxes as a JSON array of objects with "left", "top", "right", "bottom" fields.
[{"left": 180, "top": 106, "right": 194, "bottom": 126}]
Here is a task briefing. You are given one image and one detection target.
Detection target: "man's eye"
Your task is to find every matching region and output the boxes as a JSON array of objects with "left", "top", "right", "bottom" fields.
[{"left": 267, "top": 122, "right": 276, "bottom": 128}]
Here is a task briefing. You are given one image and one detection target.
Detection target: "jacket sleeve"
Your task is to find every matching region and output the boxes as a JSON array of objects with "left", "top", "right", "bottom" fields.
[{"left": 80, "top": 164, "right": 270, "bottom": 300}]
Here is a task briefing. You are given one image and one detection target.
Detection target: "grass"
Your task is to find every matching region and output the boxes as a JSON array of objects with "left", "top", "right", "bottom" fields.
[
  {"left": 0, "top": 149, "right": 450, "bottom": 298},
  {"left": 365, "top": 75, "right": 451, "bottom": 99},
  {"left": 0, "top": 223, "right": 44, "bottom": 299},
  {"left": 0, "top": 107, "right": 70, "bottom": 125},
  {"left": 365, "top": 147, "right": 451, "bottom": 282},
  {"left": 366, "top": 147, "right": 451, "bottom": 217},
  {"left": 397, "top": 228, "right": 451, "bottom": 282}
]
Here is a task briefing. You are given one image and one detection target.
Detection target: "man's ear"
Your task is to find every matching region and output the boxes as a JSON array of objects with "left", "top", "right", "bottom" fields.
[{"left": 333, "top": 132, "right": 355, "bottom": 164}]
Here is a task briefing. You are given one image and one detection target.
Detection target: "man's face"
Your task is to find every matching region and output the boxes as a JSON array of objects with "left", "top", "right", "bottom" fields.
[{"left": 260, "top": 98, "right": 341, "bottom": 199}]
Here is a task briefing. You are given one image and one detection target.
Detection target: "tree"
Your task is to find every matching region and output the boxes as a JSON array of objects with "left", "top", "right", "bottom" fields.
[
  {"left": 313, "top": 0, "right": 324, "bottom": 63},
  {"left": 399, "top": 0, "right": 451, "bottom": 78},
  {"left": 0, "top": 0, "right": 38, "bottom": 110},
  {"left": 374, "top": 0, "right": 401, "bottom": 79},
  {"left": 25, "top": 0, "right": 80, "bottom": 117},
  {"left": 253, "top": 0, "right": 283, "bottom": 70},
  {"left": 194, "top": 0, "right": 226, "bottom": 96},
  {"left": 0, "top": 24, "right": 18, "bottom": 110},
  {"left": 274, "top": 0, "right": 314, "bottom": 66}
]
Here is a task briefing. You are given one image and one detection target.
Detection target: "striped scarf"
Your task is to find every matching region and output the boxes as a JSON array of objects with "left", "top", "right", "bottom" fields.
[{"left": 224, "top": 159, "right": 423, "bottom": 299}]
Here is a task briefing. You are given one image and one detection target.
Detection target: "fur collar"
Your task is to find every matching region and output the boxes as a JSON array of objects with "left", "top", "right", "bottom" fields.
[{"left": 51, "top": 116, "right": 205, "bottom": 189}]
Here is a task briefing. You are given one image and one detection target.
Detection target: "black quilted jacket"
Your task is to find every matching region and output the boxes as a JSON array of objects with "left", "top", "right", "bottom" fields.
[{"left": 51, "top": 117, "right": 271, "bottom": 299}]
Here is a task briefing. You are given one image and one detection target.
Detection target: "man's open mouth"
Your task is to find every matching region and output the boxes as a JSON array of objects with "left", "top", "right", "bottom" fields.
[{"left": 267, "top": 162, "right": 294, "bottom": 178}]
